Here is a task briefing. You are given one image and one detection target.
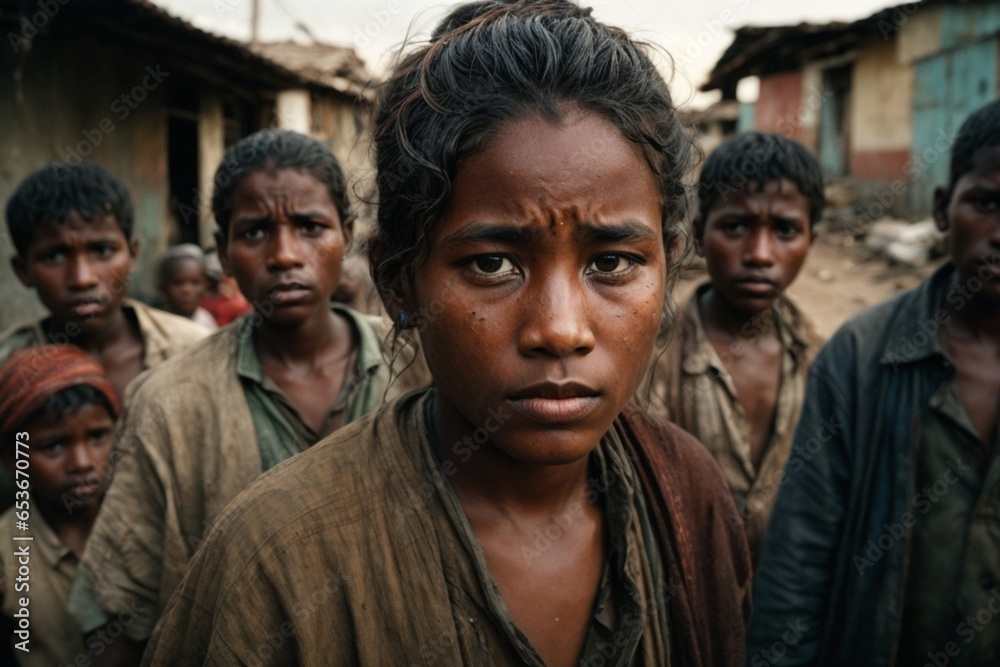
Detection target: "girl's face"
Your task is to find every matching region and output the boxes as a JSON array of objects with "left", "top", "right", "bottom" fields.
[{"left": 411, "top": 108, "right": 666, "bottom": 466}]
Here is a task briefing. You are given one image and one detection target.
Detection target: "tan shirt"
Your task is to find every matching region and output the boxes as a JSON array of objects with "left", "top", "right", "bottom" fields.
[
  {"left": 0, "top": 506, "right": 82, "bottom": 667},
  {"left": 0, "top": 298, "right": 209, "bottom": 369},
  {"left": 649, "top": 284, "right": 822, "bottom": 564},
  {"left": 144, "top": 390, "right": 673, "bottom": 666},
  {"left": 0, "top": 299, "right": 208, "bottom": 515},
  {"left": 69, "top": 310, "right": 429, "bottom": 641}
]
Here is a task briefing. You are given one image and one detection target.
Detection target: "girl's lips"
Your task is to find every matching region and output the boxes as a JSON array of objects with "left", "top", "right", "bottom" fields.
[{"left": 506, "top": 396, "right": 600, "bottom": 424}]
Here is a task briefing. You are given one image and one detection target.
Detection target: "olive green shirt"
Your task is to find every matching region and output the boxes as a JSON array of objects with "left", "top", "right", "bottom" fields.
[
  {"left": 897, "top": 326, "right": 1000, "bottom": 666},
  {"left": 237, "top": 305, "right": 388, "bottom": 469},
  {"left": 144, "top": 390, "right": 673, "bottom": 666}
]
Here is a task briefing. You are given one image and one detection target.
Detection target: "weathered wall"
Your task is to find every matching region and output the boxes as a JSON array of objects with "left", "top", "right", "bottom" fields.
[
  {"left": 0, "top": 28, "right": 170, "bottom": 330},
  {"left": 310, "top": 94, "right": 374, "bottom": 236},
  {"left": 849, "top": 38, "right": 913, "bottom": 183},
  {"left": 905, "top": 2, "right": 1000, "bottom": 216},
  {"left": 755, "top": 71, "right": 809, "bottom": 146}
]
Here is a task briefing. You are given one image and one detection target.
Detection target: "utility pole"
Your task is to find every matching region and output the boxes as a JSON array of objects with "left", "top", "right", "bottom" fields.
[{"left": 250, "top": 0, "right": 260, "bottom": 44}]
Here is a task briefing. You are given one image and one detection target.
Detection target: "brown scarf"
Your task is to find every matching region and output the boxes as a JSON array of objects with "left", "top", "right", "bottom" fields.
[{"left": 617, "top": 404, "right": 752, "bottom": 666}]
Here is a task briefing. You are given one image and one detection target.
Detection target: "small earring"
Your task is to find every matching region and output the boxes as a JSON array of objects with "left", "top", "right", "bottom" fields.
[{"left": 396, "top": 310, "right": 408, "bottom": 330}]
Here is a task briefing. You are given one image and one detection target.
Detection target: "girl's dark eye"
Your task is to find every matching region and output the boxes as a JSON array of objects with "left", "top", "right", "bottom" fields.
[
  {"left": 469, "top": 255, "right": 514, "bottom": 276},
  {"left": 588, "top": 254, "right": 633, "bottom": 275},
  {"left": 593, "top": 254, "right": 624, "bottom": 272}
]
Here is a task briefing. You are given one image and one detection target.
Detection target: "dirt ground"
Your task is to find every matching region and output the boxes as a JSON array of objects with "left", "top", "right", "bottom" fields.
[{"left": 673, "top": 233, "right": 944, "bottom": 339}]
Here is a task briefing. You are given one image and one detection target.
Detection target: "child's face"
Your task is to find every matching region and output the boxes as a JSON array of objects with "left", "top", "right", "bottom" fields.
[
  {"left": 12, "top": 212, "right": 137, "bottom": 334},
  {"left": 220, "top": 169, "right": 351, "bottom": 327},
  {"left": 411, "top": 109, "right": 665, "bottom": 465},
  {"left": 695, "top": 179, "right": 814, "bottom": 315},
  {"left": 18, "top": 403, "right": 114, "bottom": 514},
  {"left": 161, "top": 258, "right": 208, "bottom": 317},
  {"left": 935, "top": 145, "right": 1000, "bottom": 302}
]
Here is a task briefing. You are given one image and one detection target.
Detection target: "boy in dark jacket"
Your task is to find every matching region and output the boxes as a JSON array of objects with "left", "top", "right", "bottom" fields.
[{"left": 750, "top": 99, "right": 1000, "bottom": 666}]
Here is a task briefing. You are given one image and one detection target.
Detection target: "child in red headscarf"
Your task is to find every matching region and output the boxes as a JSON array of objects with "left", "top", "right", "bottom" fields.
[{"left": 0, "top": 346, "right": 120, "bottom": 667}]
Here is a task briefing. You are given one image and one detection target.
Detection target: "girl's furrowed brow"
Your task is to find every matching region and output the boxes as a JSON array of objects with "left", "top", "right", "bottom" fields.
[
  {"left": 573, "top": 220, "right": 659, "bottom": 243},
  {"left": 440, "top": 221, "right": 546, "bottom": 246}
]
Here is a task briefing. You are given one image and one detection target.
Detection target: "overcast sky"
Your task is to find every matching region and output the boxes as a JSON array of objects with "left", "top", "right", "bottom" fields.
[{"left": 154, "top": 0, "right": 901, "bottom": 107}]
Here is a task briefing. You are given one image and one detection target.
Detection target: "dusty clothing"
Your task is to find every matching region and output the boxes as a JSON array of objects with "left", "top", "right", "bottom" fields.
[
  {"left": 749, "top": 264, "right": 999, "bottom": 666},
  {"left": 69, "top": 307, "right": 429, "bottom": 641},
  {"left": 0, "top": 298, "right": 208, "bottom": 368},
  {"left": 650, "top": 284, "right": 821, "bottom": 563},
  {"left": 896, "top": 333, "right": 1000, "bottom": 665},
  {"left": 0, "top": 507, "right": 84, "bottom": 666},
  {"left": 0, "top": 300, "right": 207, "bottom": 512},
  {"left": 237, "top": 308, "right": 376, "bottom": 467},
  {"left": 143, "top": 391, "right": 749, "bottom": 666}
]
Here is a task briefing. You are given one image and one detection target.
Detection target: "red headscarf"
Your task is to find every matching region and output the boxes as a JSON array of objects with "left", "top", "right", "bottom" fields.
[{"left": 0, "top": 345, "right": 121, "bottom": 439}]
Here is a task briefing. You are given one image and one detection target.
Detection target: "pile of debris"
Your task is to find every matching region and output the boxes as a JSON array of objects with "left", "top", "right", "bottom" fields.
[{"left": 862, "top": 218, "right": 946, "bottom": 268}]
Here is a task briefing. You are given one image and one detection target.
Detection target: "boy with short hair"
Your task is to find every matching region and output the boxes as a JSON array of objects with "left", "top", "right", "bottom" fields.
[
  {"left": 0, "top": 345, "right": 120, "bottom": 667},
  {"left": 69, "top": 130, "right": 429, "bottom": 665},
  {"left": 0, "top": 163, "right": 207, "bottom": 515},
  {"left": 652, "top": 131, "right": 825, "bottom": 566},
  {"left": 157, "top": 243, "right": 218, "bottom": 330},
  {"left": 749, "top": 98, "right": 1000, "bottom": 667},
  {"left": 0, "top": 162, "right": 208, "bottom": 398}
]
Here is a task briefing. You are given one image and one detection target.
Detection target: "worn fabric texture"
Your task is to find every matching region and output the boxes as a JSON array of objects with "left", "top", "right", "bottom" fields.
[
  {"left": 0, "top": 508, "right": 85, "bottom": 666},
  {"left": 649, "top": 284, "right": 821, "bottom": 565},
  {"left": 143, "top": 390, "right": 748, "bottom": 666},
  {"left": 0, "top": 298, "right": 208, "bottom": 369},
  {"left": 617, "top": 404, "right": 752, "bottom": 666},
  {"left": 0, "top": 300, "right": 207, "bottom": 514},
  {"left": 68, "top": 306, "right": 428, "bottom": 641},
  {"left": 749, "top": 263, "right": 999, "bottom": 666}
]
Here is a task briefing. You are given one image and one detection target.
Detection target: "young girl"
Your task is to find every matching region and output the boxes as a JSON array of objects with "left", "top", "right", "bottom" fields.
[{"left": 145, "top": 3, "right": 749, "bottom": 665}]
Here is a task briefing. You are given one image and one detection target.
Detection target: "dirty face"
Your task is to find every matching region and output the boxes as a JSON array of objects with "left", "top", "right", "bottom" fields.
[
  {"left": 695, "top": 178, "right": 814, "bottom": 316},
  {"left": 16, "top": 403, "right": 115, "bottom": 514},
  {"left": 935, "top": 145, "right": 1000, "bottom": 303},
  {"left": 12, "top": 212, "right": 137, "bottom": 336},
  {"left": 411, "top": 108, "right": 666, "bottom": 465},
  {"left": 219, "top": 168, "right": 351, "bottom": 328}
]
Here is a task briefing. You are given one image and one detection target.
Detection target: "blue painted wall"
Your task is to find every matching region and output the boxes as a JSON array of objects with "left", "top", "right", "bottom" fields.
[
  {"left": 738, "top": 102, "right": 756, "bottom": 132},
  {"left": 911, "top": 35, "right": 998, "bottom": 213},
  {"left": 941, "top": 2, "right": 1000, "bottom": 49}
]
